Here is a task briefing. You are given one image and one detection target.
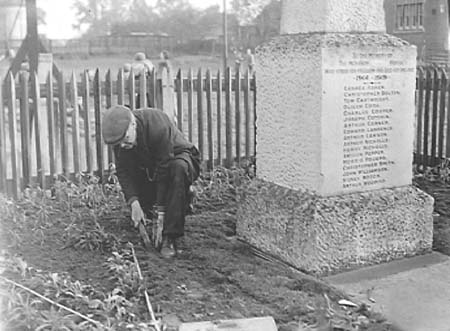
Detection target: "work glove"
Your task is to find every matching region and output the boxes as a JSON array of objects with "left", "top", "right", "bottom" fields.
[
  {"left": 130, "top": 200, "right": 145, "bottom": 228},
  {"left": 153, "top": 211, "right": 165, "bottom": 249}
]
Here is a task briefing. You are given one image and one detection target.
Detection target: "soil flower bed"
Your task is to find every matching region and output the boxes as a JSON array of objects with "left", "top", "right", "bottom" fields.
[{"left": 0, "top": 168, "right": 400, "bottom": 331}]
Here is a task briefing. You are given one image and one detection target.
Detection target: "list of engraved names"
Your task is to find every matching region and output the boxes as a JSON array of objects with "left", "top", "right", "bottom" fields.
[{"left": 324, "top": 53, "right": 414, "bottom": 191}]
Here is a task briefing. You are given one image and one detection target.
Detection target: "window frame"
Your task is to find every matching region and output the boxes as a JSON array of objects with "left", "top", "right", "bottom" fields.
[
  {"left": 394, "top": 1, "right": 425, "bottom": 32},
  {"left": 404, "top": 4, "right": 410, "bottom": 29},
  {"left": 417, "top": 2, "right": 424, "bottom": 28}
]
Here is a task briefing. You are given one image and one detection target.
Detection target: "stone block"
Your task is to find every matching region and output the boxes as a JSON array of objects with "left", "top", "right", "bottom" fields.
[
  {"left": 255, "top": 33, "right": 416, "bottom": 196},
  {"left": 237, "top": 179, "right": 434, "bottom": 275},
  {"left": 179, "top": 317, "right": 277, "bottom": 331},
  {"left": 280, "top": 0, "right": 386, "bottom": 34}
]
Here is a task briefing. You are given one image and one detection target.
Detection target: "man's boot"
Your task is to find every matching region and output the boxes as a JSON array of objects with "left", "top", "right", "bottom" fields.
[{"left": 160, "top": 236, "right": 177, "bottom": 258}]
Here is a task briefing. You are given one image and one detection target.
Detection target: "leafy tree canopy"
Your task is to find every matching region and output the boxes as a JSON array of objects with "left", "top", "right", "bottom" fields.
[
  {"left": 72, "top": 0, "right": 280, "bottom": 45},
  {"left": 231, "top": 0, "right": 273, "bottom": 26}
]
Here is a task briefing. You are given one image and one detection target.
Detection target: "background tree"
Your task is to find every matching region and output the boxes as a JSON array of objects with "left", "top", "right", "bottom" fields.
[
  {"left": 72, "top": 0, "right": 133, "bottom": 36},
  {"left": 71, "top": 0, "right": 280, "bottom": 52},
  {"left": 153, "top": 0, "right": 200, "bottom": 44},
  {"left": 127, "top": 0, "right": 157, "bottom": 25},
  {"left": 37, "top": 7, "right": 46, "bottom": 26},
  {"left": 231, "top": 0, "right": 272, "bottom": 26},
  {"left": 232, "top": 0, "right": 280, "bottom": 48},
  {"left": 253, "top": 0, "right": 280, "bottom": 41}
]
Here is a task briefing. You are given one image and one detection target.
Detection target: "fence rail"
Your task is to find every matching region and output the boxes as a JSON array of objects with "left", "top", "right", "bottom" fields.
[{"left": 0, "top": 67, "right": 256, "bottom": 199}]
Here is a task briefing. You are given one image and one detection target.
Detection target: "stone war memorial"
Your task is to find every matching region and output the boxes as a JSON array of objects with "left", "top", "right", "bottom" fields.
[{"left": 237, "top": 0, "right": 434, "bottom": 275}]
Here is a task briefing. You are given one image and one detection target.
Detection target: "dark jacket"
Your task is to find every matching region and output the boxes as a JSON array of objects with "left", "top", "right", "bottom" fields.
[{"left": 113, "top": 108, "right": 196, "bottom": 208}]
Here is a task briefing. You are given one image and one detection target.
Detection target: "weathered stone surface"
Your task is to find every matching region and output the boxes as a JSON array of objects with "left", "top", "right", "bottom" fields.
[
  {"left": 280, "top": 0, "right": 385, "bottom": 34},
  {"left": 237, "top": 179, "right": 434, "bottom": 275},
  {"left": 255, "top": 33, "right": 416, "bottom": 196},
  {"left": 179, "top": 317, "right": 277, "bottom": 331}
]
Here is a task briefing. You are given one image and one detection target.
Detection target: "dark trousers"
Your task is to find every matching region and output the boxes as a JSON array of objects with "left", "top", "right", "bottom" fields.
[{"left": 138, "top": 151, "right": 200, "bottom": 239}]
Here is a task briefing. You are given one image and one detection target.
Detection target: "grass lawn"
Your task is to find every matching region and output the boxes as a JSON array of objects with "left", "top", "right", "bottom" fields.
[{"left": 55, "top": 54, "right": 224, "bottom": 76}]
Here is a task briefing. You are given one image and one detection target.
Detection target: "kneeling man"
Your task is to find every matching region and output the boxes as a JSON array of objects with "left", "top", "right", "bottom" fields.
[{"left": 102, "top": 105, "right": 200, "bottom": 258}]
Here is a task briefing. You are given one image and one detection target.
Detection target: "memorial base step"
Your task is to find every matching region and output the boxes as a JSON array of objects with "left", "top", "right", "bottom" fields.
[{"left": 237, "top": 179, "right": 434, "bottom": 275}]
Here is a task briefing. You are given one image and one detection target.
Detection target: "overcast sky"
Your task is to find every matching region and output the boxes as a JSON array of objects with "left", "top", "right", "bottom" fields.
[{"left": 38, "top": 0, "right": 227, "bottom": 39}]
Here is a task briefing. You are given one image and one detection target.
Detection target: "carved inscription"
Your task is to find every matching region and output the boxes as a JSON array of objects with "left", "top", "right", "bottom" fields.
[{"left": 324, "top": 52, "right": 414, "bottom": 191}]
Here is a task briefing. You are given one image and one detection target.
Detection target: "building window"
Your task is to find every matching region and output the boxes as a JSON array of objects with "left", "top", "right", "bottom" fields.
[
  {"left": 396, "top": 4, "right": 403, "bottom": 29},
  {"left": 395, "top": 1, "right": 424, "bottom": 31},
  {"left": 418, "top": 2, "right": 424, "bottom": 27},
  {"left": 411, "top": 4, "right": 417, "bottom": 28},
  {"left": 405, "top": 5, "right": 410, "bottom": 28}
]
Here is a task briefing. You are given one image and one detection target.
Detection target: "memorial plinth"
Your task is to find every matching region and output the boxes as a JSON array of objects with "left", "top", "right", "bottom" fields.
[
  {"left": 237, "top": 1, "right": 434, "bottom": 275},
  {"left": 255, "top": 34, "right": 417, "bottom": 196}
]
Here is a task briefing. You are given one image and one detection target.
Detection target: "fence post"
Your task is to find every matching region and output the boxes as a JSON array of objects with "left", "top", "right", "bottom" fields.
[
  {"left": 105, "top": 69, "right": 114, "bottom": 164},
  {"left": 93, "top": 69, "right": 104, "bottom": 180},
  {"left": 216, "top": 70, "right": 222, "bottom": 167},
  {"left": 6, "top": 73, "right": 19, "bottom": 198},
  {"left": 446, "top": 68, "right": 450, "bottom": 159},
  {"left": 149, "top": 68, "right": 157, "bottom": 108},
  {"left": 197, "top": 68, "right": 204, "bottom": 160},
  {"left": 253, "top": 72, "right": 256, "bottom": 160},
  {"left": 117, "top": 68, "right": 125, "bottom": 106},
  {"left": 161, "top": 67, "right": 169, "bottom": 116},
  {"left": 19, "top": 71, "right": 31, "bottom": 188},
  {"left": 70, "top": 71, "right": 81, "bottom": 175},
  {"left": 156, "top": 70, "right": 163, "bottom": 110},
  {"left": 416, "top": 67, "right": 425, "bottom": 169},
  {"left": 31, "top": 72, "right": 44, "bottom": 189},
  {"left": 176, "top": 69, "right": 183, "bottom": 132},
  {"left": 205, "top": 69, "right": 213, "bottom": 170},
  {"left": 129, "top": 68, "right": 136, "bottom": 110},
  {"left": 0, "top": 79, "right": 6, "bottom": 193},
  {"left": 53, "top": 96, "right": 61, "bottom": 175},
  {"left": 139, "top": 69, "right": 147, "bottom": 109},
  {"left": 46, "top": 71, "right": 56, "bottom": 178},
  {"left": 423, "top": 68, "right": 432, "bottom": 168},
  {"left": 58, "top": 70, "right": 69, "bottom": 177},
  {"left": 235, "top": 67, "right": 241, "bottom": 166},
  {"left": 82, "top": 70, "right": 93, "bottom": 173},
  {"left": 244, "top": 69, "right": 251, "bottom": 160},
  {"left": 438, "top": 68, "right": 447, "bottom": 160},
  {"left": 431, "top": 67, "right": 439, "bottom": 166},
  {"left": 225, "top": 67, "right": 232, "bottom": 168},
  {"left": 187, "top": 68, "right": 194, "bottom": 142}
]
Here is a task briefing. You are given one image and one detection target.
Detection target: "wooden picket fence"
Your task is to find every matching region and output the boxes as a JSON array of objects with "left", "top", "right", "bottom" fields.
[
  {"left": 0, "top": 67, "right": 256, "bottom": 199},
  {"left": 414, "top": 66, "right": 450, "bottom": 169},
  {"left": 1, "top": 64, "right": 447, "bottom": 200}
]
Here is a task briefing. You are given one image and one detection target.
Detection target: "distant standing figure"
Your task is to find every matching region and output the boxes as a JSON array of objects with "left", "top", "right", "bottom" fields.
[
  {"left": 130, "top": 53, "right": 153, "bottom": 109},
  {"left": 158, "top": 50, "right": 172, "bottom": 72},
  {"left": 132, "top": 52, "right": 154, "bottom": 74},
  {"left": 158, "top": 50, "right": 177, "bottom": 127},
  {"left": 233, "top": 47, "right": 242, "bottom": 72},
  {"left": 123, "top": 62, "right": 132, "bottom": 80},
  {"left": 246, "top": 48, "right": 255, "bottom": 74}
]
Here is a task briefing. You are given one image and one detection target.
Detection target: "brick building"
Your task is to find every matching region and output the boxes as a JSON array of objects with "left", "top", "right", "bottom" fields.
[{"left": 385, "top": 0, "right": 450, "bottom": 64}]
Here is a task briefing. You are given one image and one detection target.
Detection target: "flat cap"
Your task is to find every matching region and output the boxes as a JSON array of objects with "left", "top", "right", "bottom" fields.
[{"left": 102, "top": 105, "right": 132, "bottom": 145}]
